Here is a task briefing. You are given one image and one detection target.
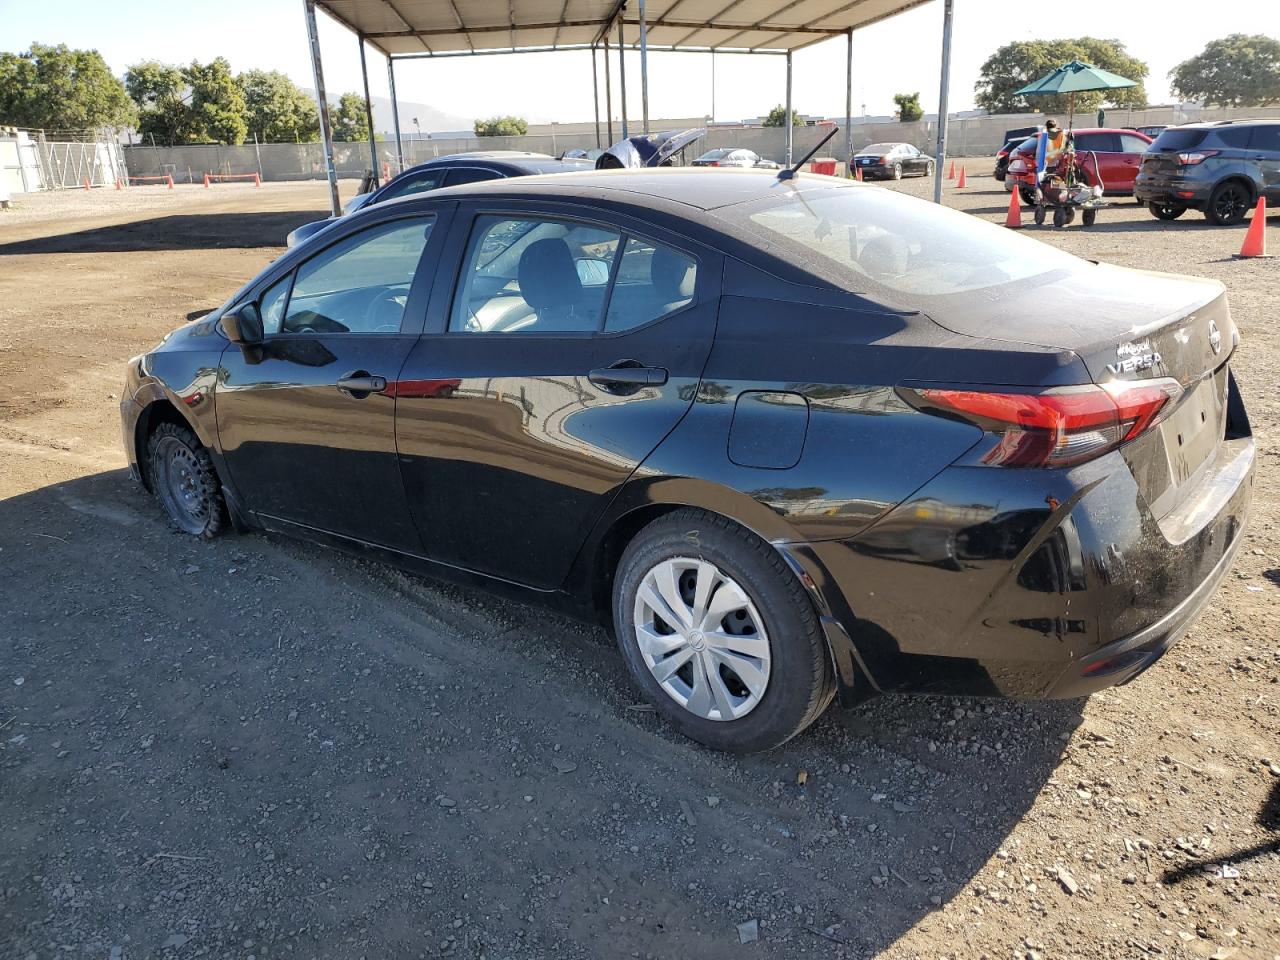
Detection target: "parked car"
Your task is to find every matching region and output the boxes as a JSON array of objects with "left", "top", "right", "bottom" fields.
[
  {"left": 692, "top": 147, "right": 779, "bottom": 169},
  {"left": 992, "top": 137, "right": 1025, "bottom": 181},
  {"left": 1135, "top": 125, "right": 1167, "bottom": 140},
  {"left": 1005, "top": 128, "right": 1153, "bottom": 202},
  {"left": 1135, "top": 120, "right": 1280, "bottom": 225},
  {"left": 852, "top": 142, "right": 934, "bottom": 179},
  {"left": 123, "top": 168, "right": 1253, "bottom": 753},
  {"left": 285, "top": 151, "right": 593, "bottom": 247}
]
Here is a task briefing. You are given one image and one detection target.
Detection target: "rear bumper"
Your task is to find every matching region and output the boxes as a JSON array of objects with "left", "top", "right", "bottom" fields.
[
  {"left": 786, "top": 423, "right": 1254, "bottom": 705},
  {"left": 1135, "top": 175, "right": 1211, "bottom": 208}
]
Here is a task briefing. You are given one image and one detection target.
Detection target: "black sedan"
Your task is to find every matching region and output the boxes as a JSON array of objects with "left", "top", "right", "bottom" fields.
[
  {"left": 122, "top": 169, "right": 1253, "bottom": 753},
  {"left": 285, "top": 151, "right": 593, "bottom": 246},
  {"left": 852, "top": 142, "right": 934, "bottom": 179}
]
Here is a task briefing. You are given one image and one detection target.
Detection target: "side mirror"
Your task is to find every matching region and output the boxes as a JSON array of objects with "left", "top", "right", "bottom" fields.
[{"left": 221, "top": 304, "right": 263, "bottom": 345}]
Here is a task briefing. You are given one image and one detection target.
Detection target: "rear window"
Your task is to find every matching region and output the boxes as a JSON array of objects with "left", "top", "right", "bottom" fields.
[
  {"left": 731, "top": 186, "right": 1079, "bottom": 299},
  {"left": 1152, "top": 129, "right": 1208, "bottom": 151}
]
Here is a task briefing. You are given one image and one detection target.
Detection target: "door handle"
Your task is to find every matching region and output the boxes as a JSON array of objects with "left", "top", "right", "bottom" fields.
[
  {"left": 588, "top": 361, "right": 669, "bottom": 394},
  {"left": 336, "top": 371, "right": 387, "bottom": 398}
]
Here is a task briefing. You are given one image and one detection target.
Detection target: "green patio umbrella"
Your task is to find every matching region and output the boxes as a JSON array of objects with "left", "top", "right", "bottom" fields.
[{"left": 1014, "top": 59, "right": 1136, "bottom": 130}]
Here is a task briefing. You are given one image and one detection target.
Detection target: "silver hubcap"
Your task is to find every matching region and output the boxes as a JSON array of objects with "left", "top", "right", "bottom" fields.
[{"left": 632, "top": 557, "right": 771, "bottom": 721}]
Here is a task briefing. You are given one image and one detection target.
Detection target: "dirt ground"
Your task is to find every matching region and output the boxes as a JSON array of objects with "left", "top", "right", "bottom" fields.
[{"left": 0, "top": 175, "right": 1276, "bottom": 960}]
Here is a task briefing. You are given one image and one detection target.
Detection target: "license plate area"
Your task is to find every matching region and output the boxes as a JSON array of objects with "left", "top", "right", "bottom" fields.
[{"left": 1160, "top": 368, "right": 1227, "bottom": 489}]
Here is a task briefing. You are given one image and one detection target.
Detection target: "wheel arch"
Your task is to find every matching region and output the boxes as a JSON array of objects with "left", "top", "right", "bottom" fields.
[{"left": 1211, "top": 174, "right": 1258, "bottom": 204}]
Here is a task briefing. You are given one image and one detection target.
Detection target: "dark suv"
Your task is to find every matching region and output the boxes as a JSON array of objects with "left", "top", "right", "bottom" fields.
[{"left": 1135, "top": 120, "right": 1280, "bottom": 225}]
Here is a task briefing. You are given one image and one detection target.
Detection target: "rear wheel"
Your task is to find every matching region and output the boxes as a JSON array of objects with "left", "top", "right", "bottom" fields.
[
  {"left": 1033, "top": 205, "right": 1047, "bottom": 226},
  {"left": 892, "top": 162, "right": 903, "bottom": 180},
  {"left": 613, "top": 509, "right": 834, "bottom": 753},
  {"left": 1019, "top": 186, "right": 1038, "bottom": 206},
  {"left": 1082, "top": 207, "right": 1097, "bottom": 227},
  {"left": 147, "top": 423, "right": 226, "bottom": 538},
  {"left": 1205, "top": 180, "right": 1251, "bottom": 225},
  {"left": 924, "top": 161, "right": 934, "bottom": 178},
  {"left": 1149, "top": 201, "right": 1186, "bottom": 221},
  {"left": 1052, "top": 206, "right": 1067, "bottom": 228}
]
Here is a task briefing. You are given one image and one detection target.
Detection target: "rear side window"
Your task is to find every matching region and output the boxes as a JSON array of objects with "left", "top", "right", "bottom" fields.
[
  {"left": 1119, "top": 133, "right": 1151, "bottom": 153},
  {"left": 379, "top": 169, "right": 447, "bottom": 202},
  {"left": 1075, "top": 132, "right": 1119, "bottom": 152},
  {"left": 1017, "top": 137, "right": 1037, "bottom": 153},
  {"left": 605, "top": 238, "right": 697, "bottom": 332},
  {"left": 1250, "top": 125, "right": 1280, "bottom": 152},
  {"left": 1215, "top": 127, "right": 1253, "bottom": 149},
  {"left": 1152, "top": 129, "right": 1207, "bottom": 151},
  {"left": 444, "top": 167, "right": 504, "bottom": 187}
]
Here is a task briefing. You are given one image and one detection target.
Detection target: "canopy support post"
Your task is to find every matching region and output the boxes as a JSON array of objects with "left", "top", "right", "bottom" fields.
[
  {"left": 358, "top": 34, "right": 378, "bottom": 186},
  {"left": 844, "top": 28, "right": 853, "bottom": 176},
  {"left": 785, "top": 50, "right": 793, "bottom": 167},
  {"left": 604, "top": 37, "right": 614, "bottom": 144},
  {"left": 386, "top": 56, "right": 404, "bottom": 174},
  {"left": 932, "top": 0, "right": 954, "bottom": 203},
  {"left": 591, "top": 44, "right": 602, "bottom": 148},
  {"left": 303, "top": 0, "right": 340, "bottom": 217},
  {"left": 617, "top": 18, "right": 628, "bottom": 139},
  {"left": 639, "top": 0, "right": 650, "bottom": 135}
]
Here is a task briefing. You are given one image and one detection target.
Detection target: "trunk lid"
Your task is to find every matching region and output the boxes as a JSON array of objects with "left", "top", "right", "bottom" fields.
[{"left": 924, "top": 264, "right": 1236, "bottom": 519}]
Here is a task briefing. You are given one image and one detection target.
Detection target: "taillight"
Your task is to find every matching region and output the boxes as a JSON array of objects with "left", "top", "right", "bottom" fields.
[
  {"left": 1008, "top": 158, "right": 1027, "bottom": 173},
  {"left": 900, "top": 380, "right": 1182, "bottom": 468},
  {"left": 1177, "top": 150, "right": 1220, "bottom": 165},
  {"left": 880, "top": 155, "right": 890, "bottom": 164}
]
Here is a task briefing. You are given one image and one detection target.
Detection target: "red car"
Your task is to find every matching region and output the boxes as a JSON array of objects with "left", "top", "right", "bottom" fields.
[{"left": 1005, "top": 127, "right": 1153, "bottom": 201}]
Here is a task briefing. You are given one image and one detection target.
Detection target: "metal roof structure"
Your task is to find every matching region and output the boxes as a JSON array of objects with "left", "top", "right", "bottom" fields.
[
  {"left": 301, "top": 0, "right": 958, "bottom": 216},
  {"left": 315, "top": 0, "right": 935, "bottom": 57}
]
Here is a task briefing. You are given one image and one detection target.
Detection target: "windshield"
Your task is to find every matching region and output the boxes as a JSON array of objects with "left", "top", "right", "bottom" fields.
[
  {"left": 729, "top": 186, "right": 1081, "bottom": 298},
  {"left": 858, "top": 143, "right": 900, "bottom": 154}
]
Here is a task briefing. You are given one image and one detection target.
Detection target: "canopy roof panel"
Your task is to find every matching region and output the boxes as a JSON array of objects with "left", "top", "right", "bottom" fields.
[{"left": 319, "top": 0, "right": 933, "bottom": 57}]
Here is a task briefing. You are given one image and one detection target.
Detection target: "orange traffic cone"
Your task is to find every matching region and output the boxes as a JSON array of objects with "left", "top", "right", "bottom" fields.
[
  {"left": 854, "top": 165, "right": 863, "bottom": 182},
  {"left": 956, "top": 166, "right": 967, "bottom": 188},
  {"left": 1237, "top": 198, "right": 1267, "bottom": 258},
  {"left": 947, "top": 159, "right": 955, "bottom": 179},
  {"left": 83, "top": 178, "right": 90, "bottom": 191},
  {"left": 1004, "top": 186, "right": 1022, "bottom": 228},
  {"left": 203, "top": 172, "right": 211, "bottom": 188}
]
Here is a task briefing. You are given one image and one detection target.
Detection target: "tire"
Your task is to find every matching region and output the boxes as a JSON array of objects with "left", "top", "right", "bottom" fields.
[
  {"left": 1019, "top": 186, "right": 1038, "bottom": 207},
  {"left": 1082, "top": 207, "right": 1097, "bottom": 227},
  {"left": 1149, "top": 201, "right": 1186, "bottom": 221},
  {"left": 1064, "top": 206, "right": 1077, "bottom": 225},
  {"left": 147, "top": 422, "right": 226, "bottom": 538},
  {"left": 1033, "top": 205, "right": 1046, "bottom": 226},
  {"left": 892, "top": 162, "right": 902, "bottom": 180},
  {"left": 924, "top": 161, "right": 934, "bottom": 178},
  {"left": 1052, "top": 206, "right": 1066, "bottom": 228},
  {"left": 1205, "top": 180, "right": 1251, "bottom": 225},
  {"left": 612, "top": 509, "right": 834, "bottom": 753}
]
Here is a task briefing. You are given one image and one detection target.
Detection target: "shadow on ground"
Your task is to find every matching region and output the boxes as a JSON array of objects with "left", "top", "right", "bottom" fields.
[
  {"left": 0, "top": 211, "right": 324, "bottom": 255},
  {"left": 0, "top": 470, "right": 1082, "bottom": 958}
]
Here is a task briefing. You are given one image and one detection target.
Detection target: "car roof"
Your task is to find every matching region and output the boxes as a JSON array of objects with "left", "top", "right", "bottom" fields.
[
  {"left": 410, "top": 167, "right": 848, "bottom": 212},
  {"left": 1177, "top": 118, "right": 1278, "bottom": 128},
  {"left": 398, "top": 154, "right": 592, "bottom": 175}
]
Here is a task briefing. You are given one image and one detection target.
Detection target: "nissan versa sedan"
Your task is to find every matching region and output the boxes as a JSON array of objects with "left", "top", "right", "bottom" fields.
[{"left": 121, "top": 169, "right": 1254, "bottom": 753}]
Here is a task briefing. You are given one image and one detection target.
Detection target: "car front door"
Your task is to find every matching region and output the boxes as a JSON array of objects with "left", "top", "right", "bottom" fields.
[
  {"left": 1075, "top": 133, "right": 1123, "bottom": 191},
  {"left": 215, "top": 208, "right": 449, "bottom": 551},
  {"left": 394, "top": 202, "right": 720, "bottom": 589}
]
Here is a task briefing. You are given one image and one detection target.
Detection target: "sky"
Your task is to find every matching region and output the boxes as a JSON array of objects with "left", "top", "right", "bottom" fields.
[{"left": 4, "top": 0, "right": 1275, "bottom": 130}]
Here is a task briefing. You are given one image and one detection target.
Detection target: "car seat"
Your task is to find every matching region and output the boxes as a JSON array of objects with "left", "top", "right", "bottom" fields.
[{"left": 517, "top": 238, "right": 593, "bottom": 331}]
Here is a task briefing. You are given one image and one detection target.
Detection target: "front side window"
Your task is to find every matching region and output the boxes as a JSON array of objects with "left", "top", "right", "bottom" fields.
[
  {"left": 277, "top": 217, "right": 434, "bottom": 335},
  {"left": 444, "top": 167, "right": 504, "bottom": 187},
  {"left": 259, "top": 273, "right": 292, "bottom": 336}
]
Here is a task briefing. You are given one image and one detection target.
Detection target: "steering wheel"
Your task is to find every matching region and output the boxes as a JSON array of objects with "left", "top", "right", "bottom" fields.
[{"left": 361, "top": 286, "right": 407, "bottom": 332}]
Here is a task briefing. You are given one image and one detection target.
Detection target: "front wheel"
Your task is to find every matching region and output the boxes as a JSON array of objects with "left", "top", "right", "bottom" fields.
[
  {"left": 1082, "top": 207, "right": 1097, "bottom": 227},
  {"left": 1033, "top": 205, "right": 1047, "bottom": 226},
  {"left": 613, "top": 509, "right": 834, "bottom": 753},
  {"left": 1052, "top": 206, "right": 1067, "bottom": 228},
  {"left": 147, "top": 422, "right": 226, "bottom": 538}
]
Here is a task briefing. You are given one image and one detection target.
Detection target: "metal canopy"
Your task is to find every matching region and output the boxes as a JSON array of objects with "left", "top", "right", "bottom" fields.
[{"left": 316, "top": 0, "right": 933, "bottom": 56}]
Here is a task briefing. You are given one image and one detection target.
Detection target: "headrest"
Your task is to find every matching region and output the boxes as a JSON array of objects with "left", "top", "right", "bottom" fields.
[
  {"left": 650, "top": 246, "right": 695, "bottom": 302},
  {"left": 518, "top": 238, "right": 582, "bottom": 310}
]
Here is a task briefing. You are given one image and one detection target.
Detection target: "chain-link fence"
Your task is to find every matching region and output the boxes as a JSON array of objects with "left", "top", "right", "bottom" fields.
[
  {"left": 1, "top": 130, "right": 128, "bottom": 194},
  {"left": 119, "top": 103, "right": 1280, "bottom": 184}
]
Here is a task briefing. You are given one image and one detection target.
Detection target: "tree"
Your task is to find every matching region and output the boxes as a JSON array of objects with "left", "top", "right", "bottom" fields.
[
  {"left": 762, "top": 104, "right": 803, "bottom": 127},
  {"left": 893, "top": 92, "right": 923, "bottom": 122},
  {"left": 125, "top": 60, "right": 195, "bottom": 145},
  {"left": 1170, "top": 34, "right": 1280, "bottom": 107},
  {"left": 329, "top": 92, "right": 370, "bottom": 142},
  {"left": 186, "top": 57, "right": 246, "bottom": 145},
  {"left": 0, "top": 43, "right": 136, "bottom": 132},
  {"left": 239, "top": 69, "right": 318, "bottom": 142},
  {"left": 474, "top": 115, "right": 528, "bottom": 137},
  {"left": 975, "top": 38, "right": 1148, "bottom": 114}
]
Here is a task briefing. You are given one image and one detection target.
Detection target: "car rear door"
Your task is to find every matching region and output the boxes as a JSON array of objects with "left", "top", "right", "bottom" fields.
[
  {"left": 215, "top": 206, "right": 450, "bottom": 551},
  {"left": 1248, "top": 124, "right": 1280, "bottom": 202},
  {"left": 1074, "top": 133, "right": 1124, "bottom": 191},
  {"left": 1116, "top": 133, "right": 1152, "bottom": 191},
  {"left": 394, "top": 200, "right": 721, "bottom": 589}
]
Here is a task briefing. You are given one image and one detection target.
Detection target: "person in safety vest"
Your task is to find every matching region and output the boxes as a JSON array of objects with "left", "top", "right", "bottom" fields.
[{"left": 1034, "top": 119, "right": 1071, "bottom": 182}]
